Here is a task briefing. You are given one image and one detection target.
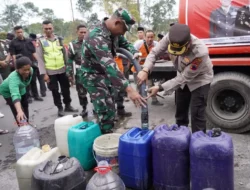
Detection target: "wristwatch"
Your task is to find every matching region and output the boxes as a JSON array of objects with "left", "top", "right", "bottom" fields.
[{"left": 158, "top": 84, "right": 164, "bottom": 92}]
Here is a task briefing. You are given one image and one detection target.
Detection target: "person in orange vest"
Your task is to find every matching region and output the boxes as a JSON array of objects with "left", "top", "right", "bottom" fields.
[{"left": 133, "top": 30, "right": 163, "bottom": 105}]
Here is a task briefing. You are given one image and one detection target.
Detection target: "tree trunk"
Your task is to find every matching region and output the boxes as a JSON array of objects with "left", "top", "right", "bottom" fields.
[{"left": 137, "top": 0, "right": 140, "bottom": 26}]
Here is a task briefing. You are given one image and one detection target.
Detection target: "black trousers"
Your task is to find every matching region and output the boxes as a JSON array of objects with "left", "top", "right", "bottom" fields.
[
  {"left": 48, "top": 72, "right": 71, "bottom": 108},
  {"left": 26, "top": 66, "right": 39, "bottom": 98},
  {"left": 5, "top": 93, "right": 29, "bottom": 124},
  {"left": 175, "top": 84, "right": 210, "bottom": 133}
]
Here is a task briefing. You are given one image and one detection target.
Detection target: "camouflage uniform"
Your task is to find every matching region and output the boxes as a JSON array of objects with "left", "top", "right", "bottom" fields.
[
  {"left": 0, "top": 40, "right": 11, "bottom": 80},
  {"left": 66, "top": 39, "right": 88, "bottom": 111},
  {"left": 81, "top": 8, "right": 137, "bottom": 132}
]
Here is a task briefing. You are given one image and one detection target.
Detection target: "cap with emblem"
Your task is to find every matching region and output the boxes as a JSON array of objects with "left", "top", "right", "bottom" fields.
[
  {"left": 168, "top": 23, "right": 191, "bottom": 55},
  {"left": 113, "top": 8, "right": 136, "bottom": 31}
]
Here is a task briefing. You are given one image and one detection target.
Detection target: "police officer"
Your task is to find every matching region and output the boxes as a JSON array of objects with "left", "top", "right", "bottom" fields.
[
  {"left": 66, "top": 25, "right": 88, "bottom": 117},
  {"left": 36, "top": 20, "right": 78, "bottom": 117},
  {"left": 234, "top": 4, "right": 250, "bottom": 36},
  {"left": 81, "top": 8, "right": 146, "bottom": 134},
  {"left": 137, "top": 24, "right": 214, "bottom": 133},
  {"left": 209, "top": 0, "right": 238, "bottom": 38}
]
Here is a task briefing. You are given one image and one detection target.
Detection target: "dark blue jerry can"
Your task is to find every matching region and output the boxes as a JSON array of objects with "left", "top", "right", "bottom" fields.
[
  {"left": 152, "top": 124, "right": 191, "bottom": 190},
  {"left": 118, "top": 127, "right": 154, "bottom": 190},
  {"left": 190, "top": 128, "right": 234, "bottom": 190}
]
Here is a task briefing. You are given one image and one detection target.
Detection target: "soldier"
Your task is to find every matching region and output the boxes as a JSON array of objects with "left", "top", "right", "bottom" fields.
[
  {"left": 0, "top": 39, "right": 11, "bottom": 80},
  {"left": 66, "top": 25, "right": 88, "bottom": 117},
  {"left": 209, "top": 0, "right": 238, "bottom": 38},
  {"left": 36, "top": 20, "right": 78, "bottom": 117},
  {"left": 81, "top": 8, "right": 146, "bottom": 134},
  {"left": 234, "top": 4, "right": 250, "bottom": 36},
  {"left": 137, "top": 24, "right": 214, "bottom": 133}
]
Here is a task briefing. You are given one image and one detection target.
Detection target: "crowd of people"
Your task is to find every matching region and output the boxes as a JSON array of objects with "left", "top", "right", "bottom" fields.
[{"left": 0, "top": 7, "right": 213, "bottom": 141}]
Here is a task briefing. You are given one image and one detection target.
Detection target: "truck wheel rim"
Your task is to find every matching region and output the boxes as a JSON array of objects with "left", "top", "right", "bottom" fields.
[{"left": 211, "top": 89, "right": 248, "bottom": 121}]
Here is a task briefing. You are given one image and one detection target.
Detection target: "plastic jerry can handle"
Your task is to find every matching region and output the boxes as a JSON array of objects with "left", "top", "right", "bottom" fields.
[
  {"left": 80, "top": 123, "right": 88, "bottom": 129},
  {"left": 64, "top": 159, "right": 74, "bottom": 170},
  {"left": 211, "top": 128, "right": 221, "bottom": 137},
  {"left": 39, "top": 160, "right": 51, "bottom": 172},
  {"left": 94, "top": 166, "right": 111, "bottom": 175}
]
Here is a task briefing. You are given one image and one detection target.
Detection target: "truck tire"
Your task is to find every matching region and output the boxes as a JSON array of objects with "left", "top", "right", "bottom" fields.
[{"left": 206, "top": 72, "right": 250, "bottom": 133}]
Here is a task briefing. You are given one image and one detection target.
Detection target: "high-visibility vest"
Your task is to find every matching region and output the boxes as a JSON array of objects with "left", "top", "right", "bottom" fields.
[{"left": 40, "top": 38, "right": 65, "bottom": 70}]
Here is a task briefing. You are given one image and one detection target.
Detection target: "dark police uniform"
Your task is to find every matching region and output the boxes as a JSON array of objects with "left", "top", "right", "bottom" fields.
[
  {"left": 143, "top": 24, "right": 214, "bottom": 133},
  {"left": 234, "top": 5, "right": 250, "bottom": 36},
  {"left": 209, "top": 6, "right": 238, "bottom": 38}
]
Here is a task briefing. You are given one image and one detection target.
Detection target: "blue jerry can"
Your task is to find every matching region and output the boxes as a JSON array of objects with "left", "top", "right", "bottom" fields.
[{"left": 118, "top": 127, "right": 154, "bottom": 190}]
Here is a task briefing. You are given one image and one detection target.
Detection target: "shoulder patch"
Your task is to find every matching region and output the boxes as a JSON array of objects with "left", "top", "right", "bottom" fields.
[{"left": 190, "top": 58, "right": 202, "bottom": 70}]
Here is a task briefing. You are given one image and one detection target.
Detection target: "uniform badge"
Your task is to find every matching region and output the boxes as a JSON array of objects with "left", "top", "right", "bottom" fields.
[
  {"left": 190, "top": 58, "right": 202, "bottom": 71},
  {"left": 183, "top": 57, "right": 189, "bottom": 63},
  {"left": 43, "top": 41, "right": 49, "bottom": 47}
]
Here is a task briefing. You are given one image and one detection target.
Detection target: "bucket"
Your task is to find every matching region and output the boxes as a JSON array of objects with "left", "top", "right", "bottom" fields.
[{"left": 93, "top": 133, "right": 121, "bottom": 174}]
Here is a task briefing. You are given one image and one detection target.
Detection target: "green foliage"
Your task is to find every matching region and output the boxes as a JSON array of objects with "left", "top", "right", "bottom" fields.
[{"left": 39, "top": 8, "right": 56, "bottom": 21}]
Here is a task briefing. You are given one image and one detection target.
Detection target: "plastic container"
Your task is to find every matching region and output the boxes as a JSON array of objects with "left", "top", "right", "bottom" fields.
[
  {"left": 118, "top": 127, "right": 154, "bottom": 190},
  {"left": 13, "top": 121, "right": 40, "bottom": 160},
  {"left": 32, "top": 156, "right": 86, "bottom": 190},
  {"left": 93, "top": 133, "right": 121, "bottom": 174},
  {"left": 54, "top": 114, "right": 83, "bottom": 156},
  {"left": 86, "top": 160, "right": 125, "bottom": 190},
  {"left": 152, "top": 124, "right": 191, "bottom": 190},
  {"left": 190, "top": 128, "right": 234, "bottom": 190},
  {"left": 16, "top": 146, "right": 61, "bottom": 190},
  {"left": 68, "top": 121, "right": 101, "bottom": 170}
]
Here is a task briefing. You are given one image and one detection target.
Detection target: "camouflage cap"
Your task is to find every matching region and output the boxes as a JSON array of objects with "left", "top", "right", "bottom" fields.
[{"left": 113, "top": 8, "right": 136, "bottom": 31}]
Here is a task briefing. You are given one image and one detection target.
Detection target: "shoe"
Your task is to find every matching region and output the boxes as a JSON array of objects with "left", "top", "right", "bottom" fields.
[
  {"left": 151, "top": 100, "right": 163, "bottom": 106},
  {"left": 64, "top": 105, "right": 78, "bottom": 112},
  {"left": 0, "top": 112, "right": 4, "bottom": 118},
  {"left": 34, "top": 97, "right": 43, "bottom": 101},
  {"left": 28, "top": 97, "right": 33, "bottom": 104},
  {"left": 80, "top": 109, "right": 88, "bottom": 117},
  {"left": 101, "top": 129, "right": 113, "bottom": 134},
  {"left": 117, "top": 109, "right": 132, "bottom": 117},
  {"left": 41, "top": 92, "right": 46, "bottom": 97},
  {"left": 58, "top": 107, "right": 65, "bottom": 117}
]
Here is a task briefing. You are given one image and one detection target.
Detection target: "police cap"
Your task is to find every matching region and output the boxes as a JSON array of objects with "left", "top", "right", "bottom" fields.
[{"left": 168, "top": 24, "right": 191, "bottom": 55}]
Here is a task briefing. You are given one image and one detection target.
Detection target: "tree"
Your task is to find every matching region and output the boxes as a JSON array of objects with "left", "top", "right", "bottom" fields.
[
  {"left": 39, "top": 8, "right": 56, "bottom": 21},
  {"left": 102, "top": 0, "right": 140, "bottom": 23},
  {"left": 76, "top": 0, "right": 95, "bottom": 18},
  {"left": 23, "top": 2, "right": 39, "bottom": 23},
  {"left": 143, "top": 0, "right": 176, "bottom": 33},
  {"left": 87, "top": 13, "right": 99, "bottom": 27},
  {"left": 0, "top": 4, "right": 24, "bottom": 31}
]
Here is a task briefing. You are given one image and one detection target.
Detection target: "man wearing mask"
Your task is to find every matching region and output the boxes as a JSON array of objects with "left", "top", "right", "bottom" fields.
[
  {"left": 37, "top": 20, "right": 78, "bottom": 116},
  {"left": 66, "top": 25, "right": 89, "bottom": 117}
]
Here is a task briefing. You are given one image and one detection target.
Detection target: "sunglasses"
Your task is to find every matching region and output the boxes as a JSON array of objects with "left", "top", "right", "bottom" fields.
[{"left": 44, "top": 28, "right": 52, "bottom": 30}]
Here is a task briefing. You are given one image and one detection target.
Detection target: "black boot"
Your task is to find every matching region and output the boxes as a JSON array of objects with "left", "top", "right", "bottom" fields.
[
  {"left": 64, "top": 104, "right": 78, "bottom": 112},
  {"left": 34, "top": 96, "right": 43, "bottom": 101},
  {"left": 117, "top": 109, "right": 132, "bottom": 117},
  {"left": 101, "top": 129, "right": 113, "bottom": 134},
  {"left": 80, "top": 107, "right": 88, "bottom": 117},
  {"left": 58, "top": 107, "right": 65, "bottom": 117}
]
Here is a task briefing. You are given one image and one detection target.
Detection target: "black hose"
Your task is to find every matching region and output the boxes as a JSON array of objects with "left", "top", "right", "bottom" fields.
[{"left": 117, "top": 48, "right": 149, "bottom": 130}]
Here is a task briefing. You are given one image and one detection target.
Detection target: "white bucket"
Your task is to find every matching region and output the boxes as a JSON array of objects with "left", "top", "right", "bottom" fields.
[{"left": 93, "top": 133, "right": 121, "bottom": 174}]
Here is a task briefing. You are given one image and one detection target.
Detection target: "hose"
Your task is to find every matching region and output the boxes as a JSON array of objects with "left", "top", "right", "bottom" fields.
[{"left": 117, "top": 48, "right": 149, "bottom": 130}]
